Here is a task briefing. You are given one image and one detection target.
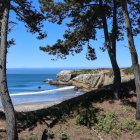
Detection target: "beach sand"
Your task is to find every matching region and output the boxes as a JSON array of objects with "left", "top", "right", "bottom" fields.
[{"left": 0, "top": 101, "right": 62, "bottom": 112}]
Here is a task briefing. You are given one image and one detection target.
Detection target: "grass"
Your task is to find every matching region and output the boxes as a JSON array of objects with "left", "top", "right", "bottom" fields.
[
  {"left": 70, "top": 68, "right": 112, "bottom": 76},
  {"left": 70, "top": 69, "right": 98, "bottom": 77},
  {"left": 19, "top": 133, "right": 38, "bottom": 140},
  {"left": 123, "top": 67, "right": 134, "bottom": 75},
  {"left": 70, "top": 67, "right": 135, "bottom": 76}
]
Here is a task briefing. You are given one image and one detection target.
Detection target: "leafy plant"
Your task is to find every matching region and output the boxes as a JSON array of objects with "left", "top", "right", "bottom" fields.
[
  {"left": 94, "top": 112, "right": 120, "bottom": 134},
  {"left": 45, "top": 128, "right": 54, "bottom": 139},
  {"left": 125, "top": 105, "right": 134, "bottom": 113},
  {"left": 121, "top": 119, "right": 140, "bottom": 131},
  {"left": 58, "top": 130, "right": 70, "bottom": 140},
  {"left": 60, "top": 114, "right": 68, "bottom": 123},
  {"left": 70, "top": 69, "right": 98, "bottom": 77},
  {"left": 123, "top": 67, "right": 133, "bottom": 75},
  {"left": 76, "top": 109, "right": 97, "bottom": 128}
]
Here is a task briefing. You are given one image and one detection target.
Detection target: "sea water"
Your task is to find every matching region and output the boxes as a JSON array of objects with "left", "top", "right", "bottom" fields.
[{"left": 0, "top": 68, "right": 84, "bottom": 106}]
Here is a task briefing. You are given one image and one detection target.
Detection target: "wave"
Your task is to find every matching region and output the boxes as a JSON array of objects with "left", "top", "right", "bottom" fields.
[{"left": 10, "top": 86, "right": 75, "bottom": 96}]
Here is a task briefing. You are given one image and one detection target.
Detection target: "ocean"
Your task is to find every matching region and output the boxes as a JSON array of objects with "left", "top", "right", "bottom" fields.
[{"left": 0, "top": 68, "right": 84, "bottom": 106}]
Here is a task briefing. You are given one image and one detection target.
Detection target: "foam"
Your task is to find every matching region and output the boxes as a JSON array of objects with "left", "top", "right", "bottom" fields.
[{"left": 10, "top": 86, "right": 75, "bottom": 96}]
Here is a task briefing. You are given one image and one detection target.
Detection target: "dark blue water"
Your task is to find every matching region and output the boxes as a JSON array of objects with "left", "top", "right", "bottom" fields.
[
  {"left": 0, "top": 68, "right": 84, "bottom": 105},
  {"left": 7, "top": 74, "right": 57, "bottom": 93}
]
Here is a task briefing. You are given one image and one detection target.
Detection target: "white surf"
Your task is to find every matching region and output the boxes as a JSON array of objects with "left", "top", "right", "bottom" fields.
[{"left": 10, "top": 86, "right": 75, "bottom": 96}]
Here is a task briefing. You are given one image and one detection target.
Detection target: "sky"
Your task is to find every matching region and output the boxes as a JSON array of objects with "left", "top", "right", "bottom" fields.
[{"left": 7, "top": 2, "right": 140, "bottom": 68}]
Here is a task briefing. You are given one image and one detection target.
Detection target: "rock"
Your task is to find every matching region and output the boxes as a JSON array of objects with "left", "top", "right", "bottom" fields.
[
  {"left": 43, "top": 79, "right": 53, "bottom": 83},
  {"left": 103, "top": 74, "right": 113, "bottom": 86},
  {"left": 71, "top": 74, "right": 102, "bottom": 89},
  {"left": 74, "top": 86, "right": 79, "bottom": 91},
  {"left": 56, "top": 70, "right": 72, "bottom": 82},
  {"left": 45, "top": 69, "right": 135, "bottom": 92},
  {"left": 47, "top": 80, "right": 72, "bottom": 86}
]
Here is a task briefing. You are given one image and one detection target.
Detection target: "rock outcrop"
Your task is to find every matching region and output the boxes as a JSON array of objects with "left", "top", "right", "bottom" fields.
[
  {"left": 45, "top": 69, "right": 134, "bottom": 91},
  {"left": 71, "top": 74, "right": 103, "bottom": 89},
  {"left": 56, "top": 70, "right": 73, "bottom": 82}
]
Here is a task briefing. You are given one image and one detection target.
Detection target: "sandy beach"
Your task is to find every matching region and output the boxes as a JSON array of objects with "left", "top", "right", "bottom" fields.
[{"left": 0, "top": 101, "right": 62, "bottom": 112}]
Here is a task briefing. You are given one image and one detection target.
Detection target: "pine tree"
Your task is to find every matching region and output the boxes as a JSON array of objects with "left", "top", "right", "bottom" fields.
[
  {"left": 39, "top": 0, "right": 124, "bottom": 99},
  {"left": 121, "top": 0, "right": 140, "bottom": 120},
  {"left": 39, "top": 0, "right": 140, "bottom": 100},
  {"left": 0, "top": 0, "right": 46, "bottom": 139}
]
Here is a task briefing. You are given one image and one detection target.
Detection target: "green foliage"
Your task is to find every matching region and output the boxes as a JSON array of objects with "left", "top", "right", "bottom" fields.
[
  {"left": 58, "top": 130, "right": 71, "bottom": 140},
  {"left": 121, "top": 119, "right": 140, "bottom": 131},
  {"left": 95, "top": 112, "right": 140, "bottom": 134},
  {"left": 70, "top": 68, "right": 112, "bottom": 76},
  {"left": 94, "top": 112, "right": 119, "bottom": 134},
  {"left": 1, "top": 0, "right": 47, "bottom": 40},
  {"left": 39, "top": 0, "right": 140, "bottom": 60},
  {"left": 125, "top": 105, "right": 134, "bottom": 113},
  {"left": 60, "top": 114, "right": 69, "bottom": 123},
  {"left": 76, "top": 109, "right": 140, "bottom": 134},
  {"left": 45, "top": 127, "right": 54, "bottom": 139},
  {"left": 71, "top": 69, "right": 97, "bottom": 76},
  {"left": 76, "top": 109, "right": 99, "bottom": 128},
  {"left": 123, "top": 67, "right": 133, "bottom": 75},
  {"left": 58, "top": 104, "right": 73, "bottom": 122},
  {"left": 75, "top": 110, "right": 120, "bottom": 133},
  {"left": 39, "top": 0, "right": 100, "bottom": 60}
]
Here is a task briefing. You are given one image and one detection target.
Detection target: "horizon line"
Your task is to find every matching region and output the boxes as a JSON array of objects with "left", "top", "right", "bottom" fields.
[{"left": 6, "top": 66, "right": 131, "bottom": 69}]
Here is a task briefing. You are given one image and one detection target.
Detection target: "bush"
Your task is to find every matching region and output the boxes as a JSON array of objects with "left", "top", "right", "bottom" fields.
[
  {"left": 123, "top": 67, "right": 133, "bottom": 75},
  {"left": 45, "top": 128, "right": 54, "bottom": 139},
  {"left": 76, "top": 108, "right": 140, "bottom": 135},
  {"left": 71, "top": 69, "right": 97, "bottom": 76},
  {"left": 76, "top": 109, "right": 97, "bottom": 128},
  {"left": 95, "top": 112, "right": 119, "bottom": 134},
  {"left": 121, "top": 119, "right": 140, "bottom": 131},
  {"left": 58, "top": 130, "right": 70, "bottom": 140}
]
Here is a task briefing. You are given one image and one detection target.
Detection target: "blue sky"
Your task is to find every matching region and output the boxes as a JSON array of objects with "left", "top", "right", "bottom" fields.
[{"left": 7, "top": 3, "right": 140, "bottom": 68}]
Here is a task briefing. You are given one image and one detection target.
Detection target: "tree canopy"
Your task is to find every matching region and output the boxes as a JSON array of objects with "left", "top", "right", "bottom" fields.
[
  {"left": 1, "top": 0, "right": 47, "bottom": 41},
  {"left": 0, "top": 0, "right": 47, "bottom": 139},
  {"left": 39, "top": 0, "right": 140, "bottom": 59}
]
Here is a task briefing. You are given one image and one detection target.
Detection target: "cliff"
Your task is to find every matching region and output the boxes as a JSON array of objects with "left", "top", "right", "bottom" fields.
[{"left": 45, "top": 69, "right": 134, "bottom": 91}]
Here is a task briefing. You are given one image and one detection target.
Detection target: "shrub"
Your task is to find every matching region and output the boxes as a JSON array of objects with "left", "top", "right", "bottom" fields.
[
  {"left": 71, "top": 69, "right": 97, "bottom": 76},
  {"left": 58, "top": 130, "right": 70, "bottom": 140},
  {"left": 45, "top": 128, "right": 54, "bottom": 139},
  {"left": 76, "top": 109, "right": 97, "bottom": 128},
  {"left": 121, "top": 119, "right": 140, "bottom": 131},
  {"left": 123, "top": 67, "right": 133, "bottom": 75},
  {"left": 95, "top": 112, "right": 119, "bottom": 133}
]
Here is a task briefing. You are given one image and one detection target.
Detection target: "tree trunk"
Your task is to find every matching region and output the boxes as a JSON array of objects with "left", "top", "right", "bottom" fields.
[
  {"left": 121, "top": 0, "right": 140, "bottom": 120},
  {"left": 109, "top": 51, "right": 121, "bottom": 99},
  {"left": 99, "top": 0, "right": 121, "bottom": 99},
  {"left": 0, "top": 0, "right": 18, "bottom": 139}
]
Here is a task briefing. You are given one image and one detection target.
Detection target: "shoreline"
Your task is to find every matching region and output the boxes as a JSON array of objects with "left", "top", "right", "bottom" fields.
[
  {"left": 0, "top": 68, "right": 133, "bottom": 113},
  {"left": 0, "top": 101, "right": 63, "bottom": 112}
]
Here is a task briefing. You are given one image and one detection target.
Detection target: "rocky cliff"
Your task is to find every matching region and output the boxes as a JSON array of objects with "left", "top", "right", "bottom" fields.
[{"left": 45, "top": 69, "right": 134, "bottom": 91}]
